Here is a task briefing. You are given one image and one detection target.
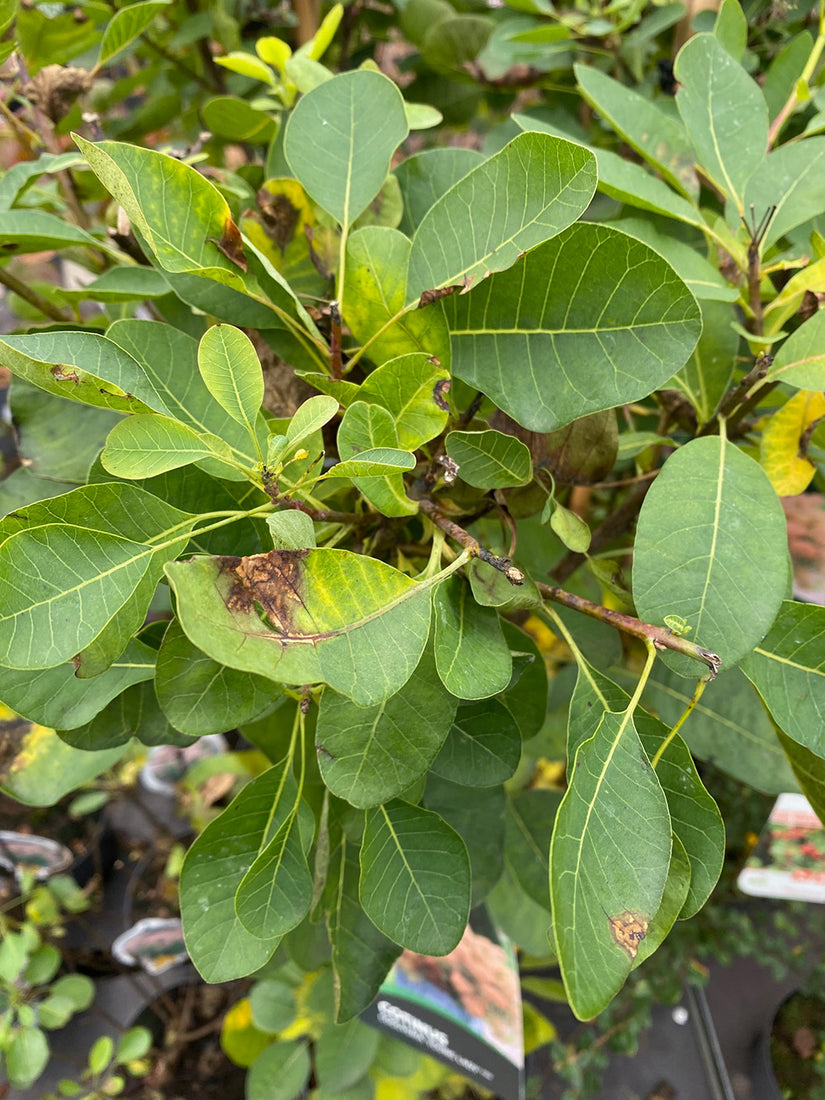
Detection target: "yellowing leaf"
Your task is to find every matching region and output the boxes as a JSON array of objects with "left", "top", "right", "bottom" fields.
[
  {"left": 760, "top": 389, "right": 825, "bottom": 495},
  {"left": 523, "top": 1001, "right": 557, "bottom": 1053},
  {"left": 220, "top": 999, "right": 272, "bottom": 1067}
]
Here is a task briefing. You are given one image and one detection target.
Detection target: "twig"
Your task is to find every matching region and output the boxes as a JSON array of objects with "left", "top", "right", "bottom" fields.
[
  {"left": 743, "top": 205, "right": 775, "bottom": 336},
  {"left": 0, "top": 264, "right": 74, "bottom": 322},
  {"left": 261, "top": 469, "right": 374, "bottom": 525},
  {"left": 703, "top": 352, "right": 773, "bottom": 431},
  {"left": 535, "top": 581, "right": 721, "bottom": 678},
  {"left": 800, "top": 414, "right": 825, "bottom": 458},
  {"left": 418, "top": 498, "right": 525, "bottom": 584},
  {"left": 329, "top": 300, "right": 343, "bottom": 380}
]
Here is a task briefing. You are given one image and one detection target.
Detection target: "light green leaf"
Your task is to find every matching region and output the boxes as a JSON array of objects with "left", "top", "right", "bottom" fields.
[
  {"left": 246, "top": 1040, "right": 311, "bottom": 1100},
  {"left": 235, "top": 814, "right": 313, "bottom": 939},
  {"left": 215, "top": 51, "right": 276, "bottom": 84},
  {"left": 0, "top": 726, "right": 125, "bottom": 806},
  {"left": 266, "top": 510, "right": 316, "bottom": 550},
  {"left": 284, "top": 70, "right": 408, "bottom": 227},
  {"left": 445, "top": 222, "right": 701, "bottom": 432},
  {"left": 316, "top": 646, "right": 457, "bottom": 807},
  {"left": 343, "top": 228, "right": 451, "bottom": 367},
  {"left": 197, "top": 324, "right": 264, "bottom": 442},
  {"left": 666, "top": 299, "right": 738, "bottom": 426},
  {"left": 765, "top": 309, "right": 825, "bottom": 391},
  {"left": 0, "top": 639, "right": 155, "bottom": 729},
  {"left": 166, "top": 548, "right": 433, "bottom": 706},
  {"left": 286, "top": 394, "right": 339, "bottom": 447},
  {"left": 446, "top": 429, "right": 532, "bottom": 489},
  {"left": 395, "top": 147, "right": 484, "bottom": 238},
  {"left": 107, "top": 320, "right": 265, "bottom": 473},
  {"left": 674, "top": 34, "right": 768, "bottom": 213},
  {"left": 98, "top": 0, "right": 170, "bottom": 65},
  {"left": 327, "top": 837, "right": 401, "bottom": 1022},
  {"left": 0, "top": 151, "right": 85, "bottom": 210},
  {"left": 405, "top": 102, "right": 442, "bottom": 130},
  {"left": 633, "top": 435, "right": 789, "bottom": 670},
  {"left": 358, "top": 353, "right": 450, "bottom": 449},
  {"left": 316, "top": 1021, "right": 380, "bottom": 1092},
  {"left": 337, "top": 401, "right": 417, "bottom": 517},
  {"left": 63, "top": 266, "right": 171, "bottom": 303},
  {"left": 433, "top": 576, "right": 513, "bottom": 699},
  {"left": 713, "top": 0, "right": 746, "bottom": 59},
  {"left": 0, "top": 210, "right": 102, "bottom": 253},
  {"left": 180, "top": 768, "right": 289, "bottom": 981},
  {"left": 431, "top": 698, "right": 522, "bottom": 787},
  {"left": 640, "top": 664, "right": 798, "bottom": 794},
  {"left": 201, "top": 96, "right": 277, "bottom": 141},
  {"left": 360, "top": 800, "right": 470, "bottom": 955},
  {"left": 326, "top": 448, "right": 416, "bottom": 478},
  {"left": 74, "top": 136, "right": 248, "bottom": 286},
  {"left": 550, "top": 502, "right": 591, "bottom": 553},
  {"left": 0, "top": 330, "right": 166, "bottom": 415},
  {"left": 7, "top": 1027, "right": 49, "bottom": 1089},
  {"left": 574, "top": 63, "right": 698, "bottom": 199},
  {"left": 155, "top": 619, "right": 278, "bottom": 736},
  {"left": 407, "top": 132, "right": 596, "bottom": 300},
  {"left": 101, "top": 414, "right": 233, "bottom": 479},
  {"left": 740, "top": 601, "right": 825, "bottom": 757},
  {"left": 550, "top": 709, "right": 671, "bottom": 1020}
]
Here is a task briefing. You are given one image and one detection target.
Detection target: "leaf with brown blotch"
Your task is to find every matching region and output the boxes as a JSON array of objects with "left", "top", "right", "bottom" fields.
[{"left": 208, "top": 217, "right": 248, "bottom": 272}]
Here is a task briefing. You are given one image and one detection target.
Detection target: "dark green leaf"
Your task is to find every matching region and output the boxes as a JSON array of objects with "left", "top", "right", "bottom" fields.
[
  {"left": 424, "top": 774, "right": 506, "bottom": 905},
  {"left": 431, "top": 698, "right": 521, "bottom": 787},
  {"left": 432, "top": 576, "right": 512, "bottom": 698}
]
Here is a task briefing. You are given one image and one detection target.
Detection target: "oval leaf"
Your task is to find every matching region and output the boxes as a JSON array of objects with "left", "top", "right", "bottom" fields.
[
  {"left": 433, "top": 576, "right": 513, "bottom": 699},
  {"left": 197, "top": 324, "right": 264, "bottom": 440},
  {"left": 446, "top": 429, "right": 532, "bottom": 489},
  {"left": 101, "top": 414, "right": 229, "bottom": 478}
]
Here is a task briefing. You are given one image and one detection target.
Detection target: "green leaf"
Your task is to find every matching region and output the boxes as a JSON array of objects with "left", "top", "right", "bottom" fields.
[
  {"left": 327, "top": 447, "right": 416, "bottom": 478},
  {"left": 235, "top": 813, "right": 313, "bottom": 939},
  {"left": 740, "top": 601, "right": 825, "bottom": 756},
  {"left": 360, "top": 800, "right": 470, "bottom": 955},
  {"left": 0, "top": 639, "right": 155, "bottom": 729},
  {"left": 0, "top": 726, "right": 126, "bottom": 806},
  {"left": 666, "top": 299, "right": 738, "bottom": 426},
  {"left": 674, "top": 33, "right": 768, "bottom": 213},
  {"left": 107, "top": 319, "right": 266, "bottom": 474},
  {"left": 249, "top": 979, "right": 296, "bottom": 1033},
  {"left": 632, "top": 835, "right": 691, "bottom": 969},
  {"left": 487, "top": 865, "right": 553, "bottom": 958},
  {"left": 266, "top": 510, "right": 317, "bottom": 551},
  {"left": 215, "top": 51, "right": 275, "bottom": 84},
  {"left": 550, "top": 709, "right": 671, "bottom": 1020},
  {"left": 357, "top": 353, "right": 450, "bottom": 449},
  {"left": 395, "top": 147, "right": 484, "bottom": 237},
  {"left": 406, "top": 132, "right": 596, "bottom": 300},
  {"left": 180, "top": 768, "right": 289, "bottom": 981},
  {"left": 505, "top": 789, "right": 561, "bottom": 908},
  {"left": 316, "top": 647, "right": 456, "bottom": 807},
  {"left": 315, "top": 1020, "right": 380, "bottom": 1091},
  {"left": 327, "top": 837, "right": 401, "bottom": 1022},
  {"left": 513, "top": 116, "right": 704, "bottom": 232},
  {"left": 640, "top": 664, "right": 798, "bottom": 794},
  {"left": 0, "top": 151, "right": 84, "bottom": 210},
  {"left": 101, "top": 414, "right": 233, "bottom": 479},
  {"left": 498, "top": 620, "right": 548, "bottom": 738},
  {"left": 637, "top": 715, "right": 724, "bottom": 919},
  {"left": 0, "top": 210, "right": 102, "bottom": 254},
  {"left": 337, "top": 401, "right": 417, "bottom": 517},
  {"left": 424, "top": 775, "right": 506, "bottom": 904},
  {"left": 777, "top": 727, "right": 825, "bottom": 823},
  {"left": 765, "top": 309, "right": 825, "bottom": 391},
  {"left": 201, "top": 96, "right": 277, "bottom": 141},
  {"left": 0, "top": 331, "right": 166, "bottom": 415},
  {"left": 633, "top": 435, "right": 789, "bottom": 670},
  {"left": 286, "top": 394, "right": 339, "bottom": 447},
  {"left": 73, "top": 136, "right": 249, "bottom": 286},
  {"left": 430, "top": 698, "right": 521, "bottom": 787},
  {"left": 246, "top": 1040, "right": 311, "bottom": 1100},
  {"left": 446, "top": 429, "right": 532, "bottom": 489},
  {"left": 743, "top": 138, "right": 825, "bottom": 249},
  {"left": 343, "top": 228, "right": 451, "bottom": 367},
  {"left": 115, "top": 1027, "right": 152, "bottom": 1064},
  {"left": 713, "top": 0, "right": 746, "bottom": 58},
  {"left": 445, "top": 222, "right": 701, "bottom": 432},
  {"left": 7, "top": 1027, "right": 49, "bottom": 1089},
  {"left": 197, "top": 324, "right": 264, "bottom": 443},
  {"left": 58, "top": 679, "right": 181, "bottom": 750},
  {"left": 166, "top": 548, "right": 433, "bottom": 706},
  {"left": 574, "top": 63, "right": 698, "bottom": 199},
  {"left": 155, "top": 619, "right": 278, "bottom": 736},
  {"left": 550, "top": 502, "right": 590, "bottom": 553},
  {"left": 611, "top": 216, "right": 737, "bottom": 303},
  {"left": 283, "top": 70, "right": 408, "bottom": 227},
  {"left": 432, "top": 576, "right": 513, "bottom": 699},
  {"left": 98, "top": 0, "right": 170, "bottom": 65}
]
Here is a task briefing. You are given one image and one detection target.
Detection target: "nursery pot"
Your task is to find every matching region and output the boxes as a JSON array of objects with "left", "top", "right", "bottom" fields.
[{"left": 752, "top": 990, "right": 825, "bottom": 1100}]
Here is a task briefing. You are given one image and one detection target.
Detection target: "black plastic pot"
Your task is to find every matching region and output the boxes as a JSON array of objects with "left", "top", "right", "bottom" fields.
[{"left": 752, "top": 990, "right": 825, "bottom": 1100}]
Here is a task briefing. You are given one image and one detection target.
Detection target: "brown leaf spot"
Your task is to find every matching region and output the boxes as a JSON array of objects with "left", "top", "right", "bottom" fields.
[
  {"left": 433, "top": 378, "right": 450, "bottom": 412},
  {"left": 418, "top": 284, "right": 462, "bottom": 309},
  {"left": 258, "top": 189, "right": 300, "bottom": 252},
  {"left": 208, "top": 217, "right": 248, "bottom": 272},
  {"left": 222, "top": 550, "right": 310, "bottom": 634},
  {"left": 51, "top": 366, "right": 80, "bottom": 383},
  {"left": 607, "top": 910, "right": 648, "bottom": 959}
]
